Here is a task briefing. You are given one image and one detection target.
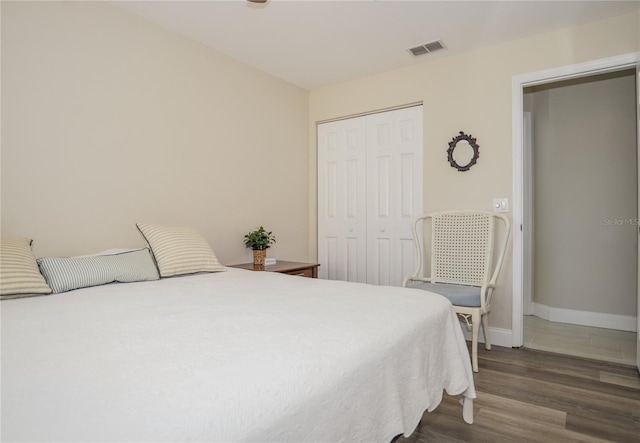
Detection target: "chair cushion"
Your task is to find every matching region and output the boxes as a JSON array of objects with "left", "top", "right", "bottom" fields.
[{"left": 410, "top": 282, "right": 481, "bottom": 307}]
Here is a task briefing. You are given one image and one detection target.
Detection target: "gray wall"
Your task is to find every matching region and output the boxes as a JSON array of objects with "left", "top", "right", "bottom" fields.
[{"left": 527, "top": 70, "right": 637, "bottom": 316}]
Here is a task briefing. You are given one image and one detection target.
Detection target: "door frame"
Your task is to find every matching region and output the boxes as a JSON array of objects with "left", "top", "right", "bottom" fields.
[
  {"left": 522, "top": 111, "right": 533, "bottom": 316},
  {"left": 511, "top": 52, "right": 640, "bottom": 347},
  {"left": 636, "top": 66, "right": 640, "bottom": 372}
]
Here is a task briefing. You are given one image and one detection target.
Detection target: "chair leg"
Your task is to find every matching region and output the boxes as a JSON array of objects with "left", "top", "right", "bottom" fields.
[
  {"left": 481, "top": 314, "right": 491, "bottom": 350},
  {"left": 471, "top": 311, "right": 480, "bottom": 372}
]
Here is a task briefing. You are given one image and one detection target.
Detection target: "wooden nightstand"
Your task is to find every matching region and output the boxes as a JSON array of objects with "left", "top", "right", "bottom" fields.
[{"left": 229, "top": 261, "right": 319, "bottom": 278}]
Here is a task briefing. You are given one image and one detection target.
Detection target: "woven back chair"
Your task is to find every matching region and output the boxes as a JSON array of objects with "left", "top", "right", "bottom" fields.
[{"left": 402, "top": 211, "right": 511, "bottom": 372}]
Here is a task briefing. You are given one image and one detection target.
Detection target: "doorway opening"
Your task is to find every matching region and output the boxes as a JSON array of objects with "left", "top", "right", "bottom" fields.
[
  {"left": 521, "top": 70, "right": 637, "bottom": 365},
  {"left": 511, "top": 53, "right": 640, "bottom": 370}
]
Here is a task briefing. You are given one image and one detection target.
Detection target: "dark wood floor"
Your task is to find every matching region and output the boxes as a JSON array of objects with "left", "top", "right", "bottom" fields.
[{"left": 399, "top": 346, "right": 640, "bottom": 443}]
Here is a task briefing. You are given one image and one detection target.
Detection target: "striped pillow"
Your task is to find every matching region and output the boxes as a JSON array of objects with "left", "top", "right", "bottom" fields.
[
  {"left": 37, "top": 248, "right": 159, "bottom": 294},
  {"left": 1, "top": 237, "right": 52, "bottom": 299},
  {"left": 136, "top": 223, "right": 226, "bottom": 278}
]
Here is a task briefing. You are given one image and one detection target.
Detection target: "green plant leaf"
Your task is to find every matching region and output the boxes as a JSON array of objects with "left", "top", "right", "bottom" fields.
[{"left": 243, "top": 226, "right": 276, "bottom": 250}]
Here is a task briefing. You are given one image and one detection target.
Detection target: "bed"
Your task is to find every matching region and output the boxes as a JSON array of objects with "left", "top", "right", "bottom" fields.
[{"left": 1, "top": 230, "right": 475, "bottom": 442}]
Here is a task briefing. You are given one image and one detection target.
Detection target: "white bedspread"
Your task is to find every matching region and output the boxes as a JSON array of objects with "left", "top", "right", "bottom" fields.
[{"left": 1, "top": 269, "right": 475, "bottom": 442}]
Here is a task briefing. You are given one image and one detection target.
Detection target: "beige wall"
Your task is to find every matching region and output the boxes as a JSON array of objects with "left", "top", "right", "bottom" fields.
[
  {"left": 530, "top": 71, "right": 637, "bottom": 316},
  {"left": 1, "top": 1, "right": 310, "bottom": 264},
  {"left": 2, "top": 2, "right": 639, "bottom": 330},
  {"left": 309, "top": 11, "right": 640, "bottom": 330}
]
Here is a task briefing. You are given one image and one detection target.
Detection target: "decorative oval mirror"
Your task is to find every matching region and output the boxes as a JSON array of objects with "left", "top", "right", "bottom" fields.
[{"left": 447, "top": 131, "right": 480, "bottom": 172}]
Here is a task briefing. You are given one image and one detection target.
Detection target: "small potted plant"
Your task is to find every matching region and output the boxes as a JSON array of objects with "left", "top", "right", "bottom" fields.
[{"left": 243, "top": 226, "right": 276, "bottom": 265}]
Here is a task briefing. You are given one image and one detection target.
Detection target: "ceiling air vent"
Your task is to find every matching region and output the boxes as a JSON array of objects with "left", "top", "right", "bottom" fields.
[{"left": 408, "top": 40, "right": 445, "bottom": 57}]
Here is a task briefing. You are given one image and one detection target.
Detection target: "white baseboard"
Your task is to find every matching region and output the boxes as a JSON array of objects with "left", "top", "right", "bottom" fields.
[
  {"left": 459, "top": 305, "right": 637, "bottom": 349},
  {"left": 460, "top": 325, "right": 513, "bottom": 348},
  {"left": 532, "top": 302, "right": 637, "bottom": 332}
]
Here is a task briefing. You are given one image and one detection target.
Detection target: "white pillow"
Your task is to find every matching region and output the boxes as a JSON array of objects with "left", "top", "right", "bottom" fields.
[
  {"left": 74, "top": 248, "right": 144, "bottom": 258},
  {"left": 136, "top": 223, "right": 226, "bottom": 278}
]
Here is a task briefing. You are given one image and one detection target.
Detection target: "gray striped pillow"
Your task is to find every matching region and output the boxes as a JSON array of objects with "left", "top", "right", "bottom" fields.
[
  {"left": 1, "top": 237, "right": 52, "bottom": 299},
  {"left": 37, "top": 248, "right": 159, "bottom": 294},
  {"left": 136, "top": 223, "right": 226, "bottom": 278}
]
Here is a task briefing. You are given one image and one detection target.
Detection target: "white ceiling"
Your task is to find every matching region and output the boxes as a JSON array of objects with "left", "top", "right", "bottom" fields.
[{"left": 113, "top": 0, "right": 639, "bottom": 90}]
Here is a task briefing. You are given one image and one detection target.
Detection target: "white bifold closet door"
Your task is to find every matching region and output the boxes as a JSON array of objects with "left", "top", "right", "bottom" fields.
[{"left": 317, "top": 105, "right": 423, "bottom": 286}]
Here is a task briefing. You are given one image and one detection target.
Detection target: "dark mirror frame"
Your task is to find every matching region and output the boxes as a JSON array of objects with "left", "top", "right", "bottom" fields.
[{"left": 447, "top": 131, "right": 480, "bottom": 172}]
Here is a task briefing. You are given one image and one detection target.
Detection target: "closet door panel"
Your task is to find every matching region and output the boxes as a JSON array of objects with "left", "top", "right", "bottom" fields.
[
  {"left": 318, "top": 106, "right": 422, "bottom": 286},
  {"left": 366, "top": 106, "right": 423, "bottom": 286},
  {"left": 325, "top": 237, "right": 339, "bottom": 280},
  {"left": 394, "top": 107, "right": 424, "bottom": 285},
  {"left": 318, "top": 117, "right": 367, "bottom": 283}
]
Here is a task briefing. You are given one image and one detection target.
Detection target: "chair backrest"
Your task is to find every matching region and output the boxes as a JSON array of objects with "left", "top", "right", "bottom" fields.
[
  {"left": 431, "top": 212, "right": 493, "bottom": 286},
  {"left": 406, "top": 211, "right": 511, "bottom": 290}
]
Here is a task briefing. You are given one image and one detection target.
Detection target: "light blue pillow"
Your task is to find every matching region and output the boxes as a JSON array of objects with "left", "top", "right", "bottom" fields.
[{"left": 37, "top": 248, "right": 159, "bottom": 294}]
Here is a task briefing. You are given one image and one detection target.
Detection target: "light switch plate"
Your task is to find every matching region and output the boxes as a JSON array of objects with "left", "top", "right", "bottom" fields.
[{"left": 493, "top": 198, "right": 509, "bottom": 213}]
